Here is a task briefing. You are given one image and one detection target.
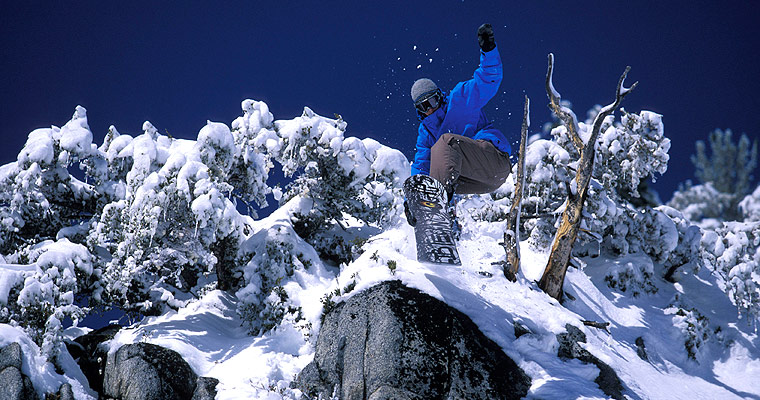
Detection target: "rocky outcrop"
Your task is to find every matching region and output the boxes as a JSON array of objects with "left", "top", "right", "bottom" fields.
[
  {"left": 102, "top": 342, "right": 219, "bottom": 400},
  {"left": 557, "top": 324, "right": 625, "bottom": 399},
  {"left": 296, "top": 280, "right": 531, "bottom": 400},
  {"left": 0, "top": 342, "right": 36, "bottom": 400},
  {"left": 66, "top": 323, "right": 122, "bottom": 395},
  {"left": 192, "top": 376, "right": 220, "bottom": 400},
  {"left": 103, "top": 343, "right": 198, "bottom": 400}
]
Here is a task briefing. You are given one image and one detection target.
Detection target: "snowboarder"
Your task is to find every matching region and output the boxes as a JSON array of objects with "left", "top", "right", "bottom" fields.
[{"left": 405, "top": 23, "right": 512, "bottom": 225}]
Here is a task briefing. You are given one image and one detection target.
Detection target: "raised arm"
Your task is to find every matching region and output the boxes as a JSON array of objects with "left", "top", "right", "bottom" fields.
[{"left": 452, "top": 24, "right": 503, "bottom": 110}]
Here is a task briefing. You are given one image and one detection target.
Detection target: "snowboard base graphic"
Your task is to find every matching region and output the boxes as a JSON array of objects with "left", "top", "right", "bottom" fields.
[{"left": 403, "top": 175, "right": 461, "bottom": 265}]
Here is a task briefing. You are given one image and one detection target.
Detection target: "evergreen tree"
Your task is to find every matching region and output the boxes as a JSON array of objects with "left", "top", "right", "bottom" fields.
[{"left": 690, "top": 129, "right": 758, "bottom": 221}]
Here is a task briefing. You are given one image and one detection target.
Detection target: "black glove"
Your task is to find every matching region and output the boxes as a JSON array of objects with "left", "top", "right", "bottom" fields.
[
  {"left": 404, "top": 200, "right": 417, "bottom": 227},
  {"left": 478, "top": 23, "right": 496, "bottom": 52}
]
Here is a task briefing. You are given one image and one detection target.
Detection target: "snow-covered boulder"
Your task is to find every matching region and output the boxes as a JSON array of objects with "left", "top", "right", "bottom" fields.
[
  {"left": 65, "top": 324, "right": 122, "bottom": 395},
  {"left": 0, "top": 342, "right": 36, "bottom": 400},
  {"left": 103, "top": 343, "right": 201, "bottom": 400},
  {"left": 296, "top": 281, "right": 531, "bottom": 399}
]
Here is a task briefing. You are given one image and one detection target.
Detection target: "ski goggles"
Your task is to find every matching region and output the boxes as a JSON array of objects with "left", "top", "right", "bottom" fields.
[{"left": 414, "top": 90, "right": 443, "bottom": 114}]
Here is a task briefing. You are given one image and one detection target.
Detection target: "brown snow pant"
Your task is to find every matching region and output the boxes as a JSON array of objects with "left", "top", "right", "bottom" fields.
[{"left": 430, "top": 133, "right": 512, "bottom": 197}]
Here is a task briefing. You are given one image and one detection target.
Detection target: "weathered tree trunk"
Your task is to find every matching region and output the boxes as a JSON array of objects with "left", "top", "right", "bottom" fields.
[
  {"left": 538, "top": 53, "right": 637, "bottom": 301},
  {"left": 503, "top": 96, "right": 529, "bottom": 281}
]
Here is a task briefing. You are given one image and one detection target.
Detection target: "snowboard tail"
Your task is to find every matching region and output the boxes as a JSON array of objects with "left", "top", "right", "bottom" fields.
[{"left": 403, "top": 175, "right": 461, "bottom": 265}]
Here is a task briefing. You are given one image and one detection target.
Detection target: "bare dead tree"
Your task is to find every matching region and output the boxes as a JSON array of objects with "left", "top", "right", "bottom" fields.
[
  {"left": 502, "top": 95, "right": 530, "bottom": 281},
  {"left": 538, "top": 53, "right": 637, "bottom": 301}
]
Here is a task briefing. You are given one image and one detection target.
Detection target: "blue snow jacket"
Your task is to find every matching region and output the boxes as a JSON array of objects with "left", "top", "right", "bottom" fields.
[{"left": 411, "top": 46, "right": 511, "bottom": 176}]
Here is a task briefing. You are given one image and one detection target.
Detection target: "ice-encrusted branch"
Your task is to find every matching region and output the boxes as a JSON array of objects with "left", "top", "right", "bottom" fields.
[{"left": 546, "top": 53, "right": 583, "bottom": 150}]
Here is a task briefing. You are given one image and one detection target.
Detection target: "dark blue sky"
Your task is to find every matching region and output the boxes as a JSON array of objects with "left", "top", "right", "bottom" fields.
[{"left": 2, "top": 1, "right": 758, "bottom": 201}]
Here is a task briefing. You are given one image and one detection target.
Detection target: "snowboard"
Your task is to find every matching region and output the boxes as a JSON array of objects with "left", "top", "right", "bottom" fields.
[{"left": 403, "top": 174, "right": 461, "bottom": 265}]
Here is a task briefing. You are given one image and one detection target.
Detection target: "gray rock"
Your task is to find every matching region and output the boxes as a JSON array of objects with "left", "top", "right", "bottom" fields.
[
  {"left": 57, "top": 382, "right": 75, "bottom": 400},
  {"left": 557, "top": 324, "right": 625, "bottom": 400},
  {"left": 191, "top": 376, "right": 220, "bottom": 400},
  {"left": 635, "top": 336, "right": 649, "bottom": 361},
  {"left": 103, "top": 342, "right": 197, "bottom": 400},
  {"left": 66, "top": 324, "right": 121, "bottom": 395},
  {"left": 296, "top": 280, "right": 531, "bottom": 400},
  {"left": 0, "top": 343, "right": 35, "bottom": 400},
  {"left": 0, "top": 342, "right": 22, "bottom": 372}
]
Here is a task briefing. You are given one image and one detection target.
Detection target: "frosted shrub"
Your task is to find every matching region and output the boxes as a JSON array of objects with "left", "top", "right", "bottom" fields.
[
  {"left": 1, "top": 239, "right": 97, "bottom": 361},
  {"left": 0, "top": 107, "right": 98, "bottom": 254},
  {"left": 604, "top": 255, "right": 657, "bottom": 297},
  {"left": 519, "top": 139, "right": 572, "bottom": 250},
  {"left": 625, "top": 208, "right": 678, "bottom": 263},
  {"left": 594, "top": 111, "right": 670, "bottom": 198},
  {"left": 527, "top": 110, "right": 670, "bottom": 252},
  {"left": 668, "top": 182, "right": 733, "bottom": 228},
  {"left": 693, "top": 129, "right": 757, "bottom": 198},
  {"left": 90, "top": 121, "right": 250, "bottom": 315},
  {"left": 657, "top": 206, "right": 703, "bottom": 280},
  {"left": 576, "top": 181, "right": 623, "bottom": 255},
  {"left": 254, "top": 106, "right": 409, "bottom": 263},
  {"left": 236, "top": 223, "right": 315, "bottom": 335},
  {"left": 701, "top": 221, "right": 760, "bottom": 324},
  {"left": 665, "top": 300, "right": 712, "bottom": 362},
  {"left": 522, "top": 139, "right": 572, "bottom": 218},
  {"left": 739, "top": 185, "right": 760, "bottom": 222},
  {"left": 229, "top": 100, "right": 274, "bottom": 217}
]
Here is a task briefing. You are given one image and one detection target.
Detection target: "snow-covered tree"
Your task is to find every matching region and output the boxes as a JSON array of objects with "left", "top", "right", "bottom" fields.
[
  {"left": 672, "top": 129, "right": 758, "bottom": 222},
  {"left": 701, "top": 221, "right": 760, "bottom": 324},
  {"left": 228, "top": 99, "right": 274, "bottom": 217},
  {"left": 1, "top": 239, "right": 98, "bottom": 362},
  {"left": 0, "top": 106, "right": 98, "bottom": 256},
  {"left": 235, "top": 220, "right": 319, "bottom": 335},
  {"left": 89, "top": 121, "right": 251, "bottom": 315},
  {"left": 668, "top": 182, "right": 733, "bottom": 229},
  {"left": 250, "top": 105, "right": 409, "bottom": 264},
  {"left": 693, "top": 129, "right": 757, "bottom": 200},
  {"left": 667, "top": 130, "right": 760, "bottom": 324}
]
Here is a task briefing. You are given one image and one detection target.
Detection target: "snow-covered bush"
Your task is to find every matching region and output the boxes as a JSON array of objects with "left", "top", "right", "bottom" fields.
[
  {"left": 0, "top": 239, "right": 97, "bottom": 361},
  {"left": 739, "top": 185, "right": 760, "bottom": 222},
  {"left": 550, "top": 109, "right": 669, "bottom": 199},
  {"left": 236, "top": 221, "right": 316, "bottom": 335},
  {"left": 229, "top": 99, "right": 274, "bottom": 217},
  {"left": 665, "top": 296, "right": 713, "bottom": 362},
  {"left": 593, "top": 110, "right": 670, "bottom": 198},
  {"left": 89, "top": 121, "right": 249, "bottom": 315},
  {"left": 0, "top": 107, "right": 98, "bottom": 255},
  {"left": 693, "top": 129, "right": 757, "bottom": 199},
  {"left": 701, "top": 221, "right": 760, "bottom": 323},
  {"left": 522, "top": 139, "right": 572, "bottom": 219},
  {"left": 604, "top": 255, "right": 657, "bottom": 297},
  {"left": 518, "top": 109, "right": 675, "bottom": 258},
  {"left": 513, "top": 139, "right": 571, "bottom": 251},
  {"left": 595, "top": 204, "right": 701, "bottom": 290},
  {"left": 667, "top": 182, "right": 733, "bottom": 229},
  {"left": 251, "top": 106, "right": 409, "bottom": 264}
]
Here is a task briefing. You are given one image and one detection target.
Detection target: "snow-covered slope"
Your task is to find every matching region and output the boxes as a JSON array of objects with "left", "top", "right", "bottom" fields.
[
  {"left": 2, "top": 102, "right": 759, "bottom": 399},
  {"left": 11, "top": 196, "right": 748, "bottom": 400}
]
